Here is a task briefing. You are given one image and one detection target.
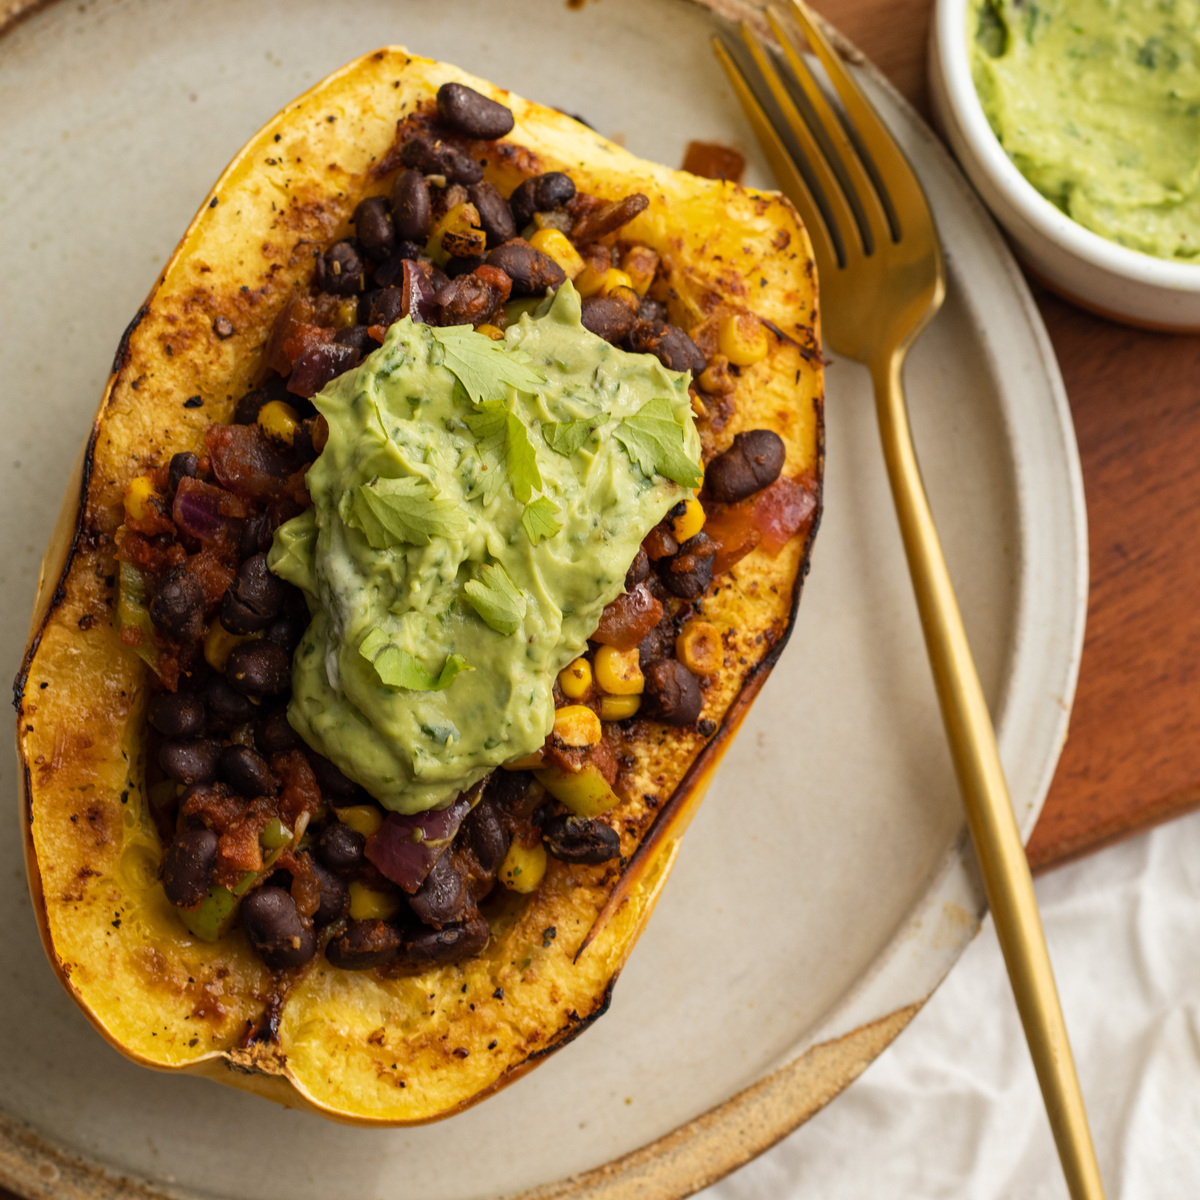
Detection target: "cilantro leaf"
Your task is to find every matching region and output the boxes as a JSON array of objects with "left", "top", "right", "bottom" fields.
[
  {"left": 542, "top": 415, "right": 608, "bottom": 457},
  {"left": 463, "top": 563, "right": 527, "bottom": 635},
  {"left": 359, "top": 628, "right": 472, "bottom": 690},
  {"left": 350, "top": 476, "right": 469, "bottom": 548},
  {"left": 613, "top": 398, "right": 702, "bottom": 487},
  {"left": 522, "top": 496, "right": 563, "bottom": 545},
  {"left": 465, "top": 403, "right": 542, "bottom": 503},
  {"left": 504, "top": 412, "right": 542, "bottom": 503},
  {"left": 431, "top": 325, "right": 544, "bottom": 405}
]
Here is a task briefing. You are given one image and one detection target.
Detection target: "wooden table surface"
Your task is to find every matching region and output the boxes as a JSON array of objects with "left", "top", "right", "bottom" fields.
[{"left": 813, "top": 0, "right": 1200, "bottom": 871}]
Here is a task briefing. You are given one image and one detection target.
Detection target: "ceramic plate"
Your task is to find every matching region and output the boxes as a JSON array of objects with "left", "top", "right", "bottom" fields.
[{"left": 0, "top": 1, "right": 1086, "bottom": 1197}]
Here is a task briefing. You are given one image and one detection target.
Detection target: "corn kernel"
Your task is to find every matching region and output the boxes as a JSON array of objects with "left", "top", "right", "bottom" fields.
[
  {"left": 203, "top": 622, "right": 259, "bottom": 672},
  {"left": 529, "top": 228, "right": 585, "bottom": 279},
  {"left": 621, "top": 245, "right": 660, "bottom": 296},
  {"left": 594, "top": 645, "right": 644, "bottom": 695},
  {"left": 123, "top": 475, "right": 161, "bottom": 523},
  {"left": 476, "top": 323, "right": 505, "bottom": 341},
  {"left": 535, "top": 765, "right": 620, "bottom": 817},
  {"left": 718, "top": 312, "right": 770, "bottom": 366},
  {"left": 598, "top": 269, "right": 634, "bottom": 297},
  {"left": 427, "top": 201, "right": 485, "bottom": 264},
  {"left": 552, "top": 704, "right": 602, "bottom": 748},
  {"left": 573, "top": 264, "right": 607, "bottom": 298},
  {"left": 677, "top": 620, "right": 723, "bottom": 675},
  {"left": 335, "top": 804, "right": 384, "bottom": 838},
  {"left": 257, "top": 399, "right": 302, "bottom": 446},
  {"left": 499, "top": 840, "right": 547, "bottom": 894},
  {"left": 558, "top": 657, "right": 593, "bottom": 700},
  {"left": 668, "top": 497, "right": 707, "bottom": 543},
  {"left": 348, "top": 880, "right": 401, "bottom": 920},
  {"left": 599, "top": 693, "right": 641, "bottom": 722}
]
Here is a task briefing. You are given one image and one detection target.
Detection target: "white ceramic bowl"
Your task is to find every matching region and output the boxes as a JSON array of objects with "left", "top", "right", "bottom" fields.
[{"left": 929, "top": 0, "right": 1200, "bottom": 332}]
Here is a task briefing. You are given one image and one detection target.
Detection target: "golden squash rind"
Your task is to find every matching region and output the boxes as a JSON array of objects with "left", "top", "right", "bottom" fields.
[{"left": 14, "top": 47, "right": 823, "bottom": 1125}]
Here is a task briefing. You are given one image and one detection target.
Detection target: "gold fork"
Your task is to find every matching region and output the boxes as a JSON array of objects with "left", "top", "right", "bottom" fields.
[{"left": 714, "top": 6, "right": 1105, "bottom": 1197}]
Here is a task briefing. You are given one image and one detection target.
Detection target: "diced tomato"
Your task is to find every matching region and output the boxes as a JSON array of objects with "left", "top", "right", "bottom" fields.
[
  {"left": 206, "top": 423, "right": 295, "bottom": 500},
  {"left": 264, "top": 294, "right": 317, "bottom": 376},
  {"left": 184, "top": 548, "right": 235, "bottom": 607},
  {"left": 592, "top": 583, "right": 663, "bottom": 651},
  {"left": 274, "top": 750, "right": 323, "bottom": 829},
  {"left": 752, "top": 475, "right": 818, "bottom": 556},
  {"left": 704, "top": 503, "right": 762, "bottom": 575}
]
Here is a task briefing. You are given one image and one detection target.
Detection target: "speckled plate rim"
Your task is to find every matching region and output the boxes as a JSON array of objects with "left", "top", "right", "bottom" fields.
[{"left": 0, "top": 3, "right": 1084, "bottom": 1198}]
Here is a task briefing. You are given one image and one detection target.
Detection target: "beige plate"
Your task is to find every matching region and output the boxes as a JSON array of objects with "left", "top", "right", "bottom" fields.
[{"left": 0, "top": 0, "right": 1086, "bottom": 1197}]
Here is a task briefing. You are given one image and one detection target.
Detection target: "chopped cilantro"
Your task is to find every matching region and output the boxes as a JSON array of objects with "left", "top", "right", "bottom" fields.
[
  {"left": 542, "top": 415, "right": 609, "bottom": 457},
  {"left": 350, "top": 476, "right": 469, "bottom": 548},
  {"left": 613, "top": 397, "right": 702, "bottom": 487},
  {"left": 431, "top": 325, "right": 544, "bottom": 405},
  {"left": 522, "top": 496, "right": 563, "bottom": 545},
  {"left": 359, "top": 628, "right": 472, "bottom": 691},
  {"left": 463, "top": 563, "right": 527, "bottom": 635},
  {"left": 465, "top": 401, "right": 543, "bottom": 503}
]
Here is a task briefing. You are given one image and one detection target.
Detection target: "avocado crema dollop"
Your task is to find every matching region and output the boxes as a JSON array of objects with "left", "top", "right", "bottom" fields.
[
  {"left": 267, "top": 283, "right": 701, "bottom": 814},
  {"left": 971, "top": 0, "right": 1200, "bottom": 261}
]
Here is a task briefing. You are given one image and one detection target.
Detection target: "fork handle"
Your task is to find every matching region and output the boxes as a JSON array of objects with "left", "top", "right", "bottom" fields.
[{"left": 873, "top": 351, "right": 1106, "bottom": 1200}]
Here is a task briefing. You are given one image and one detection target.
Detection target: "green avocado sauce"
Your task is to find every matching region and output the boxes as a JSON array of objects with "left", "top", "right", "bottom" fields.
[
  {"left": 971, "top": 0, "right": 1200, "bottom": 261},
  {"left": 268, "top": 282, "right": 701, "bottom": 814}
]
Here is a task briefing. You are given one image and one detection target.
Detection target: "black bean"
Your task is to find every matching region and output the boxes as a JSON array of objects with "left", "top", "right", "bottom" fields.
[
  {"left": 237, "top": 553, "right": 286, "bottom": 619},
  {"left": 704, "top": 429, "right": 786, "bottom": 503},
  {"left": 264, "top": 612, "right": 306, "bottom": 653},
  {"left": 308, "top": 753, "right": 359, "bottom": 799},
  {"left": 233, "top": 375, "right": 289, "bottom": 425},
  {"left": 637, "top": 296, "right": 667, "bottom": 323},
  {"left": 256, "top": 706, "right": 305, "bottom": 754},
  {"left": 401, "top": 134, "right": 485, "bottom": 185},
  {"left": 638, "top": 610, "right": 676, "bottom": 669},
  {"left": 241, "top": 887, "right": 316, "bottom": 969},
  {"left": 444, "top": 254, "right": 486, "bottom": 278},
  {"left": 226, "top": 641, "right": 291, "bottom": 697},
  {"left": 624, "top": 546, "right": 650, "bottom": 591},
  {"left": 405, "top": 913, "right": 490, "bottom": 965},
  {"left": 159, "top": 737, "right": 222, "bottom": 786},
  {"left": 409, "top": 853, "right": 466, "bottom": 928},
  {"left": 287, "top": 342, "right": 360, "bottom": 399},
  {"left": 149, "top": 567, "right": 205, "bottom": 641},
  {"left": 315, "top": 239, "right": 367, "bottom": 296},
  {"left": 462, "top": 800, "right": 509, "bottom": 874},
  {"left": 168, "top": 452, "right": 199, "bottom": 494},
  {"left": 204, "top": 676, "right": 255, "bottom": 733},
  {"left": 351, "top": 195, "right": 395, "bottom": 262},
  {"left": 486, "top": 238, "right": 566, "bottom": 295},
  {"left": 317, "top": 821, "right": 366, "bottom": 872},
  {"left": 581, "top": 296, "right": 637, "bottom": 343},
  {"left": 433, "top": 270, "right": 508, "bottom": 326},
  {"left": 467, "top": 180, "right": 517, "bottom": 247},
  {"left": 437, "top": 82, "right": 515, "bottom": 140},
  {"left": 542, "top": 814, "right": 621, "bottom": 864},
  {"left": 391, "top": 168, "right": 433, "bottom": 242},
  {"left": 162, "top": 827, "right": 218, "bottom": 908},
  {"left": 148, "top": 691, "right": 206, "bottom": 739},
  {"left": 372, "top": 243, "right": 426, "bottom": 290},
  {"left": 219, "top": 744, "right": 276, "bottom": 798},
  {"left": 627, "top": 320, "right": 707, "bottom": 374},
  {"left": 642, "top": 658, "right": 703, "bottom": 726},
  {"left": 332, "top": 325, "right": 374, "bottom": 355},
  {"left": 239, "top": 510, "right": 274, "bottom": 561},
  {"left": 509, "top": 172, "right": 576, "bottom": 228},
  {"left": 310, "top": 859, "right": 349, "bottom": 926},
  {"left": 657, "top": 531, "right": 716, "bottom": 599},
  {"left": 367, "top": 286, "right": 406, "bottom": 328},
  {"left": 325, "top": 919, "right": 403, "bottom": 970}
]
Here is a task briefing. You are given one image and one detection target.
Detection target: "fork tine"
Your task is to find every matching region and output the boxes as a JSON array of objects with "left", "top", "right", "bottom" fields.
[
  {"left": 712, "top": 35, "right": 842, "bottom": 281},
  {"left": 765, "top": 7, "right": 892, "bottom": 252},
  {"left": 735, "top": 24, "right": 865, "bottom": 260},
  {"left": 787, "top": 0, "right": 927, "bottom": 233}
]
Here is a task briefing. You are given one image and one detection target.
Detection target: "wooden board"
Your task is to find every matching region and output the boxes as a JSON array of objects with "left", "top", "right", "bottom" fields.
[{"left": 812, "top": 0, "right": 1200, "bottom": 870}]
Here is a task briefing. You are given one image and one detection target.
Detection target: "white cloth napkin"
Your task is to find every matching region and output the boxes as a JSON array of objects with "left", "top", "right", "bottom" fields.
[{"left": 702, "top": 808, "right": 1200, "bottom": 1199}]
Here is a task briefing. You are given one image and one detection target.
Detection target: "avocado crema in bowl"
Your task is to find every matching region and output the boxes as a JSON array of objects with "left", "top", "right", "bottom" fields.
[
  {"left": 270, "top": 282, "right": 700, "bottom": 814},
  {"left": 930, "top": 0, "right": 1200, "bottom": 329}
]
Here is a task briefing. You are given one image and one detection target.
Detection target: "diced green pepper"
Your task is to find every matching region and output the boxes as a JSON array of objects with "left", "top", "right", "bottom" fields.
[
  {"left": 178, "top": 870, "right": 257, "bottom": 942},
  {"left": 259, "top": 818, "right": 293, "bottom": 850},
  {"left": 534, "top": 764, "right": 620, "bottom": 818},
  {"left": 117, "top": 561, "right": 159, "bottom": 673}
]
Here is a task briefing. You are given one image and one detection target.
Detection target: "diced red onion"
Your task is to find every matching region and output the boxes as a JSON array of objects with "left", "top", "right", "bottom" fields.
[
  {"left": 365, "top": 793, "right": 472, "bottom": 894},
  {"left": 172, "top": 477, "right": 244, "bottom": 543},
  {"left": 286, "top": 342, "right": 360, "bottom": 399},
  {"left": 402, "top": 258, "right": 439, "bottom": 325}
]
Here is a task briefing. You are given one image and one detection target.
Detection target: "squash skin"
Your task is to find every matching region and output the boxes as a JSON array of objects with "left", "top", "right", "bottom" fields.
[{"left": 14, "top": 48, "right": 823, "bottom": 1124}]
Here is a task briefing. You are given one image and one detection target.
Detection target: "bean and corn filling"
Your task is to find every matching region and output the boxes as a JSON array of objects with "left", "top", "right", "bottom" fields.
[{"left": 117, "top": 82, "right": 813, "bottom": 974}]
